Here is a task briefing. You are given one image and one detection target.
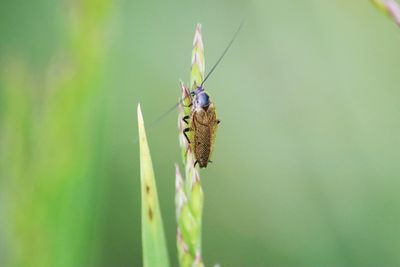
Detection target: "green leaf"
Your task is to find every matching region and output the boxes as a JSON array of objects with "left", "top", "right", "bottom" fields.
[{"left": 137, "top": 104, "right": 170, "bottom": 267}]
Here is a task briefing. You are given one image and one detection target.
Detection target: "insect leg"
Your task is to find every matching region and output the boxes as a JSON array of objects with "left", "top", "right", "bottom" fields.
[
  {"left": 217, "top": 119, "right": 221, "bottom": 124},
  {"left": 183, "top": 128, "right": 191, "bottom": 144},
  {"left": 194, "top": 160, "right": 199, "bottom": 167},
  {"left": 182, "top": 115, "right": 190, "bottom": 124}
]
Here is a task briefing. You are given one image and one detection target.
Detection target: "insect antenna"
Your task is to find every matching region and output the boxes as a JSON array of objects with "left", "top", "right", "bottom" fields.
[
  {"left": 147, "top": 96, "right": 187, "bottom": 128},
  {"left": 200, "top": 20, "right": 244, "bottom": 88},
  {"left": 132, "top": 94, "right": 189, "bottom": 144}
]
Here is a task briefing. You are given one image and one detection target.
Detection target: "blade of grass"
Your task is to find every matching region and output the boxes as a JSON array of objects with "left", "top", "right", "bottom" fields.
[
  {"left": 373, "top": 0, "right": 400, "bottom": 26},
  {"left": 137, "top": 104, "right": 170, "bottom": 267},
  {"left": 175, "top": 23, "right": 205, "bottom": 267}
]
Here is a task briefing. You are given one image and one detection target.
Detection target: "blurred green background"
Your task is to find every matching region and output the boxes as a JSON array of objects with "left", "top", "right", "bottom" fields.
[{"left": 2, "top": 0, "right": 400, "bottom": 266}]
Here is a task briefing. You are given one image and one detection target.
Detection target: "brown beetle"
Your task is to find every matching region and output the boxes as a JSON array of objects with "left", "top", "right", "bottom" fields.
[
  {"left": 181, "top": 22, "right": 243, "bottom": 168},
  {"left": 145, "top": 22, "right": 243, "bottom": 168},
  {"left": 182, "top": 88, "right": 220, "bottom": 168}
]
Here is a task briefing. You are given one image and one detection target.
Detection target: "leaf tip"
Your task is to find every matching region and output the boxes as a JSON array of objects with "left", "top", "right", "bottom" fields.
[
  {"left": 137, "top": 103, "right": 148, "bottom": 149},
  {"left": 137, "top": 103, "right": 142, "bottom": 119}
]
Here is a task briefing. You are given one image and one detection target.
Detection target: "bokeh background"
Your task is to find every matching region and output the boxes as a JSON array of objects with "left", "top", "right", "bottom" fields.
[{"left": 2, "top": 0, "right": 400, "bottom": 266}]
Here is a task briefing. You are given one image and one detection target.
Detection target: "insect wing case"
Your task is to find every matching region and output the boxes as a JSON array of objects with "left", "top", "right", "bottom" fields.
[{"left": 190, "top": 103, "right": 218, "bottom": 168}]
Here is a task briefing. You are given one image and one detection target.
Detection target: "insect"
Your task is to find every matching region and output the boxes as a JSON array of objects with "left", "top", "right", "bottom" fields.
[
  {"left": 182, "top": 22, "right": 243, "bottom": 168},
  {"left": 147, "top": 22, "right": 243, "bottom": 168},
  {"left": 182, "top": 86, "right": 220, "bottom": 168}
]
